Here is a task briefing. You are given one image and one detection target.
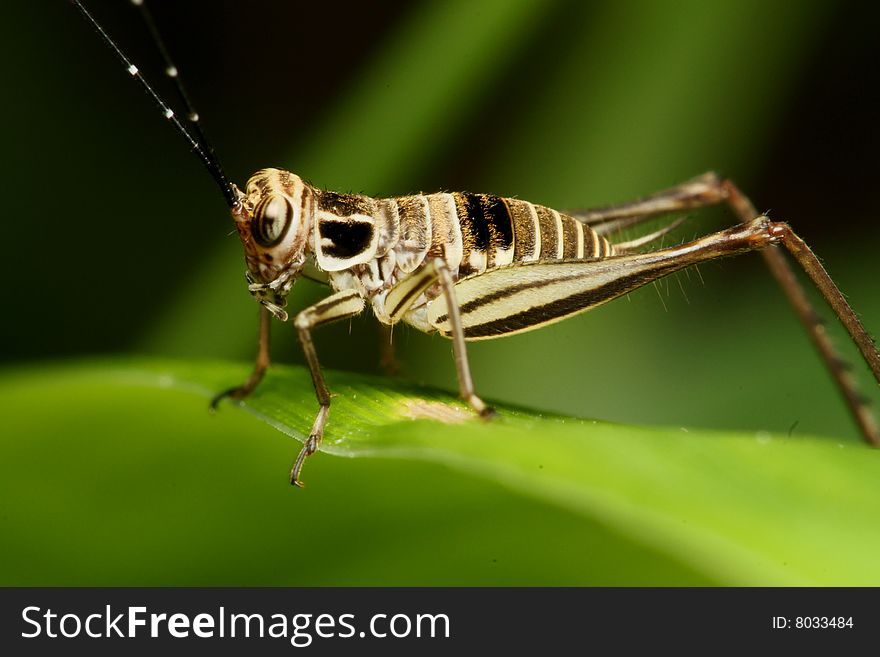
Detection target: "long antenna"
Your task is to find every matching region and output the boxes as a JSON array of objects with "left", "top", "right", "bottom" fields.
[
  {"left": 71, "top": 0, "right": 240, "bottom": 209},
  {"left": 129, "top": 0, "right": 223, "bottom": 177}
]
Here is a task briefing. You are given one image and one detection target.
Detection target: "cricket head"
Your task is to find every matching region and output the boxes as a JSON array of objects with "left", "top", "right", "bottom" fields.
[{"left": 231, "top": 168, "right": 316, "bottom": 320}]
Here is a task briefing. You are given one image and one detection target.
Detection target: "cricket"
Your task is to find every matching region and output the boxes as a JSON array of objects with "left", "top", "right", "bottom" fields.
[{"left": 73, "top": 1, "right": 880, "bottom": 487}]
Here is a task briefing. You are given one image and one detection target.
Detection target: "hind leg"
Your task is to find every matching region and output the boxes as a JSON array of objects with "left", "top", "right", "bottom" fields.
[{"left": 567, "top": 173, "right": 879, "bottom": 444}]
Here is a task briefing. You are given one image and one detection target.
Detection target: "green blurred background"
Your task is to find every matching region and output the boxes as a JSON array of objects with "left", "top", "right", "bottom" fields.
[{"left": 1, "top": 0, "right": 878, "bottom": 585}]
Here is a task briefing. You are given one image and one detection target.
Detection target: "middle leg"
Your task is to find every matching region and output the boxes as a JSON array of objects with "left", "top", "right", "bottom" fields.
[{"left": 382, "top": 258, "right": 493, "bottom": 418}]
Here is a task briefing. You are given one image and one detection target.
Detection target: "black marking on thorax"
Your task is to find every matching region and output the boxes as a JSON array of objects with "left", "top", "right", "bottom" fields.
[{"left": 319, "top": 219, "right": 375, "bottom": 259}]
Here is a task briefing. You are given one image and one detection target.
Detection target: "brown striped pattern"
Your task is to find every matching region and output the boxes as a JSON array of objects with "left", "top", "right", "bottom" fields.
[
  {"left": 561, "top": 214, "right": 580, "bottom": 259},
  {"left": 583, "top": 222, "right": 601, "bottom": 259},
  {"left": 370, "top": 192, "right": 615, "bottom": 284},
  {"left": 534, "top": 206, "right": 559, "bottom": 260},
  {"left": 505, "top": 199, "right": 539, "bottom": 263}
]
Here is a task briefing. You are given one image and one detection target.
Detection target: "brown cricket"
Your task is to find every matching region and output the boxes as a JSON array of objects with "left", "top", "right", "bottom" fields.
[{"left": 73, "top": 0, "right": 880, "bottom": 487}]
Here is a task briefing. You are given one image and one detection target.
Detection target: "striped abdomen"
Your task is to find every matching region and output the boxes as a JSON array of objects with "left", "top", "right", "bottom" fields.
[{"left": 388, "top": 192, "right": 614, "bottom": 281}]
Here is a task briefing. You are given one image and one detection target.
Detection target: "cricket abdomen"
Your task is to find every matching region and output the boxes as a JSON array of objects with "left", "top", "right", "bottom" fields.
[{"left": 387, "top": 192, "right": 615, "bottom": 283}]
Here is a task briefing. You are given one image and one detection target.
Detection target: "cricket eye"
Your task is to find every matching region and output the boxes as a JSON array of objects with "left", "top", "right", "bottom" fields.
[{"left": 253, "top": 195, "right": 293, "bottom": 247}]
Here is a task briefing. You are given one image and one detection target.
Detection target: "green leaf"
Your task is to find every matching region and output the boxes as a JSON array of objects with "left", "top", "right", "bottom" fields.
[{"left": 2, "top": 359, "right": 878, "bottom": 586}]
